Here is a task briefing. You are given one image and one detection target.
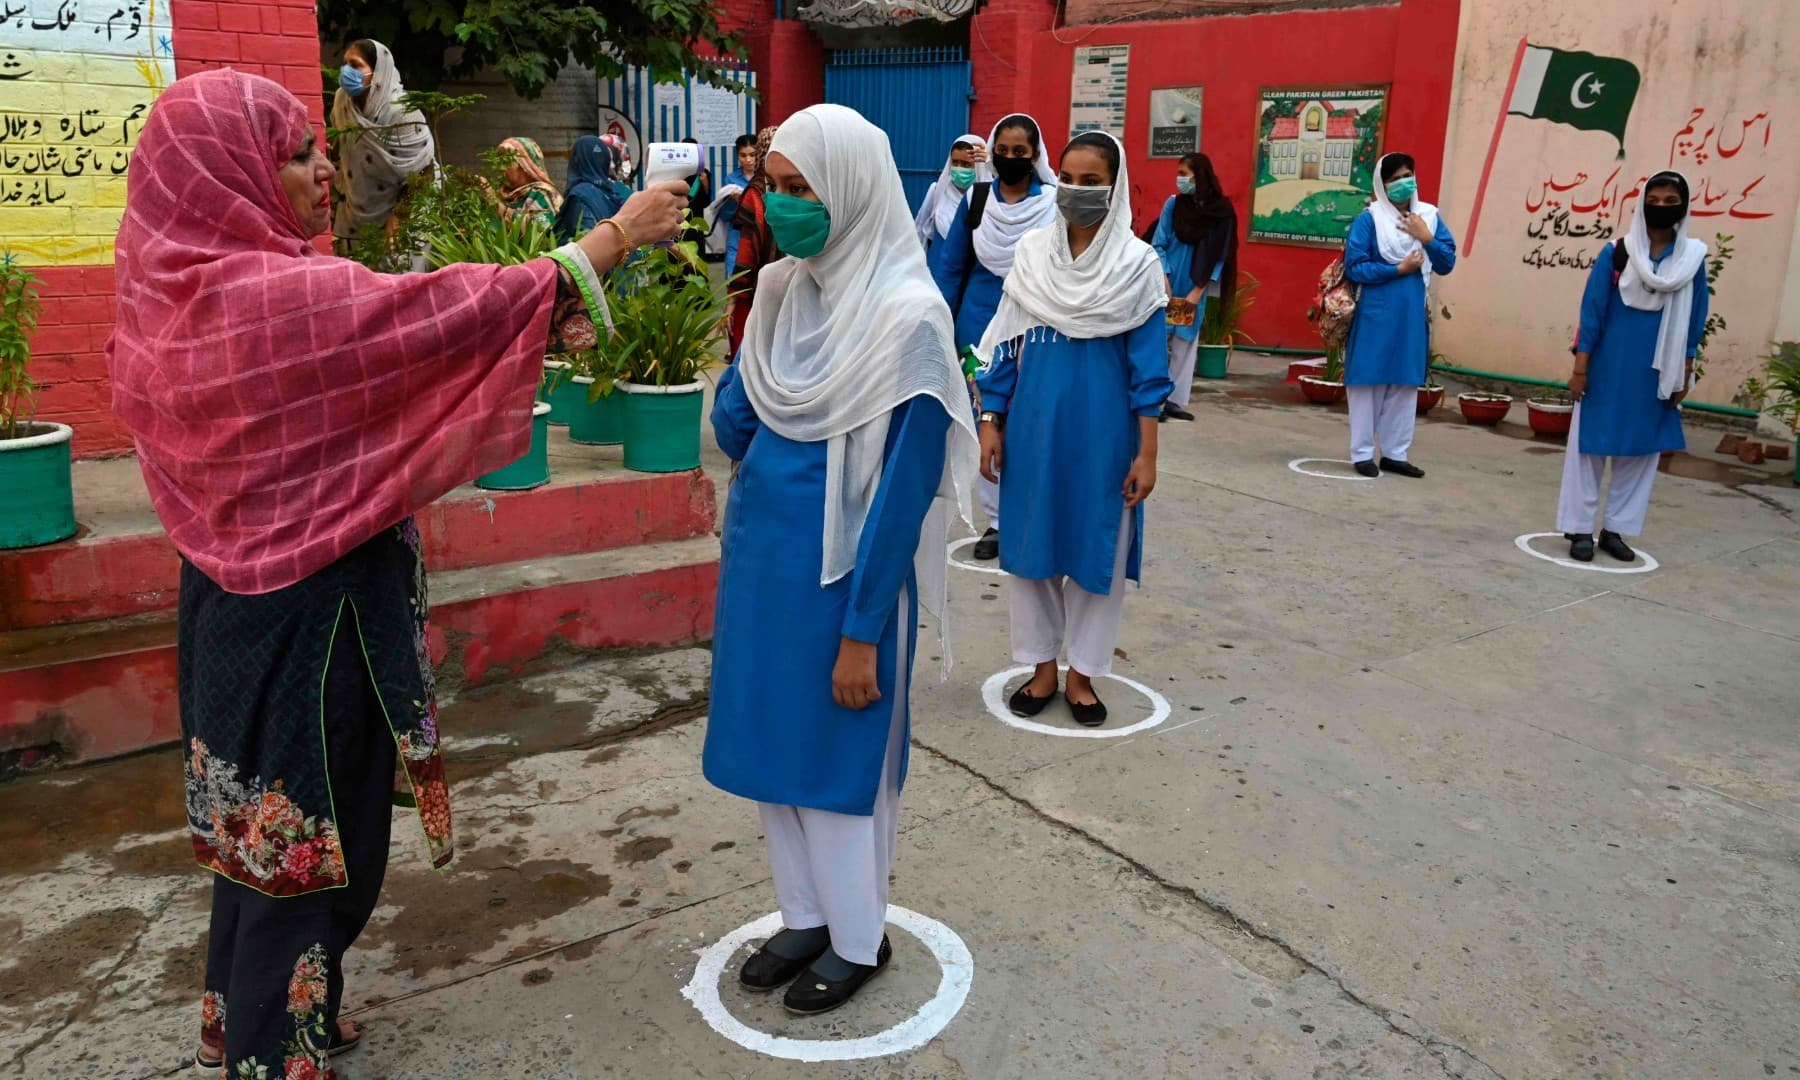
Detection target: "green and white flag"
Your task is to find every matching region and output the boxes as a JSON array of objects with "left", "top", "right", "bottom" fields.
[{"left": 1507, "top": 44, "right": 1640, "bottom": 149}]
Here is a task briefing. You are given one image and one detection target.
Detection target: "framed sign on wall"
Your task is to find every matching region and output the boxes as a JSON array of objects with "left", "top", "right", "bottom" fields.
[
  {"left": 1248, "top": 85, "right": 1389, "bottom": 247},
  {"left": 1148, "top": 87, "right": 1203, "bottom": 158}
]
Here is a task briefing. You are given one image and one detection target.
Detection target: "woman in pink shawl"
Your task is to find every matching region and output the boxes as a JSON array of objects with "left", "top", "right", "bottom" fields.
[{"left": 107, "top": 69, "right": 685, "bottom": 1077}]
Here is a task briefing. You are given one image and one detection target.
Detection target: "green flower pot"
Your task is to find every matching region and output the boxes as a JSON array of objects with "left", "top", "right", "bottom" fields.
[
  {"left": 475, "top": 402, "right": 552, "bottom": 491},
  {"left": 1196, "top": 344, "right": 1231, "bottom": 380},
  {"left": 567, "top": 376, "right": 626, "bottom": 446},
  {"left": 620, "top": 380, "right": 705, "bottom": 473},
  {"left": 0, "top": 422, "right": 78, "bottom": 549},
  {"left": 542, "top": 360, "right": 582, "bottom": 426}
]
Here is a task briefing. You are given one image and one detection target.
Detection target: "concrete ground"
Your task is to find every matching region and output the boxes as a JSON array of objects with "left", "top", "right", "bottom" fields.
[{"left": 3, "top": 355, "right": 1798, "bottom": 1079}]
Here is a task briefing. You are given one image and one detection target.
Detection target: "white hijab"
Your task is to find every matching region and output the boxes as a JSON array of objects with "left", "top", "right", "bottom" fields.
[
  {"left": 972, "top": 114, "right": 1059, "bottom": 278},
  {"left": 914, "top": 133, "right": 986, "bottom": 248},
  {"left": 1619, "top": 171, "right": 1708, "bottom": 400},
  {"left": 976, "top": 130, "right": 1167, "bottom": 360},
  {"left": 1368, "top": 153, "right": 1441, "bottom": 293},
  {"left": 736, "top": 104, "right": 980, "bottom": 673},
  {"left": 330, "top": 41, "right": 436, "bottom": 238}
]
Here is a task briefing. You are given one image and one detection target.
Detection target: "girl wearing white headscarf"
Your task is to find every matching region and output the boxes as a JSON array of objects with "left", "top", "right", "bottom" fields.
[
  {"left": 928, "top": 114, "right": 1058, "bottom": 559},
  {"left": 705, "top": 104, "right": 979, "bottom": 1016},
  {"left": 1340, "top": 152, "right": 1456, "bottom": 478},
  {"left": 913, "top": 133, "right": 986, "bottom": 252},
  {"left": 974, "top": 131, "right": 1171, "bottom": 729},
  {"left": 1555, "top": 170, "right": 1707, "bottom": 564},
  {"left": 329, "top": 40, "right": 436, "bottom": 247}
]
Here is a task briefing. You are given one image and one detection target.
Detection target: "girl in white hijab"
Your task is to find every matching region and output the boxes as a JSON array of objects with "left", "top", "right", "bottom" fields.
[
  {"left": 1556, "top": 170, "right": 1708, "bottom": 564},
  {"left": 704, "top": 103, "right": 978, "bottom": 1016},
  {"left": 913, "top": 132, "right": 987, "bottom": 252},
  {"left": 329, "top": 40, "right": 436, "bottom": 247},
  {"left": 974, "top": 130, "right": 1171, "bottom": 729}
]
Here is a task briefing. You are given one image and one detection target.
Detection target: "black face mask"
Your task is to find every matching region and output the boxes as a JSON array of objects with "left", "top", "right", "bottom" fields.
[
  {"left": 992, "top": 154, "right": 1034, "bottom": 185},
  {"left": 1642, "top": 202, "right": 1686, "bottom": 230}
]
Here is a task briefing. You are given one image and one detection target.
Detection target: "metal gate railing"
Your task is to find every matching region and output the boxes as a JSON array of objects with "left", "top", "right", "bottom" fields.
[{"left": 825, "top": 47, "right": 972, "bottom": 212}]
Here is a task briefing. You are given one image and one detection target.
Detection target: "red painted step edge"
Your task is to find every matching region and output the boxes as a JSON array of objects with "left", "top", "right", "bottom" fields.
[
  {"left": 0, "top": 470, "right": 716, "bottom": 631},
  {"left": 0, "top": 556, "right": 718, "bottom": 772}
]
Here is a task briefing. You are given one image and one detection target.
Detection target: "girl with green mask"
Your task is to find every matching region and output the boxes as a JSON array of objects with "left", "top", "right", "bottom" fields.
[{"left": 913, "top": 133, "right": 988, "bottom": 254}]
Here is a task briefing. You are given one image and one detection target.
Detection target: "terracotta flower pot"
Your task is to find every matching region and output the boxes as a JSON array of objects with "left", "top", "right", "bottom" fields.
[
  {"left": 1457, "top": 392, "right": 1512, "bottom": 426},
  {"left": 1416, "top": 385, "right": 1444, "bottom": 415},
  {"left": 1525, "top": 397, "right": 1574, "bottom": 437},
  {"left": 1298, "top": 375, "right": 1345, "bottom": 405},
  {"left": 1285, "top": 358, "right": 1326, "bottom": 386}
]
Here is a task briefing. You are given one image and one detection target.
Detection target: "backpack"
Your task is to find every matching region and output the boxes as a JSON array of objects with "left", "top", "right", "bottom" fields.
[{"left": 1310, "top": 255, "right": 1359, "bottom": 348}]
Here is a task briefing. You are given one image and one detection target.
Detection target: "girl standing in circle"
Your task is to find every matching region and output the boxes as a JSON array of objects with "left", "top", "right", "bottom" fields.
[
  {"left": 1556, "top": 171, "right": 1707, "bottom": 563},
  {"left": 975, "top": 131, "right": 1171, "bottom": 728},
  {"left": 1150, "top": 151, "right": 1237, "bottom": 422},
  {"left": 706, "top": 104, "right": 978, "bottom": 1015}
]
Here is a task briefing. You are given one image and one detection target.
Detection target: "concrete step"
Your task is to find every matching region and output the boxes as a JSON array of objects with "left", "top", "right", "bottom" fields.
[
  {"left": 0, "top": 536, "right": 720, "bottom": 776},
  {"left": 0, "top": 437, "right": 717, "bottom": 631}
]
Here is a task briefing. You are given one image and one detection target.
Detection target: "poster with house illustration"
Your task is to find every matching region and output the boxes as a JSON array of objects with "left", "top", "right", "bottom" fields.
[{"left": 1250, "top": 86, "right": 1389, "bottom": 247}]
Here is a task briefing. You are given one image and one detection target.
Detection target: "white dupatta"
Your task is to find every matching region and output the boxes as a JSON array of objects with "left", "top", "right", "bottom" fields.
[
  {"left": 1618, "top": 171, "right": 1708, "bottom": 400},
  {"left": 329, "top": 41, "right": 436, "bottom": 238},
  {"left": 1368, "top": 152, "right": 1441, "bottom": 294},
  {"left": 971, "top": 114, "right": 1059, "bottom": 278},
  {"left": 914, "top": 133, "right": 986, "bottom": 248}
]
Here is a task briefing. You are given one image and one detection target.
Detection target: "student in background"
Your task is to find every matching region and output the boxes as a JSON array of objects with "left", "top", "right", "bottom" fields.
[{"left": 1150, "top": 152, "right": 1237, "bottom": 423}]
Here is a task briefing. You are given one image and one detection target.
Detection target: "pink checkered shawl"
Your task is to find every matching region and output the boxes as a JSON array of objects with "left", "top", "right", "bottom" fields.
[{"left": 109, "top": 70, "right": 558, "bottom": 595}]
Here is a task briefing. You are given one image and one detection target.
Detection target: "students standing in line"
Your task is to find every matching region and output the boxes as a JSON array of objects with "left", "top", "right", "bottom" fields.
[
  {"left": 1557, "top": 171, "right": 1707, "bottom": 563},
  {"left": 705, "top": 104, "right": 979, "bottom": 1015},
  {"left": 929, "top": 113, "right": 1059, "bottom": 562},
  {"left": 1340, "top": 152, "right": 1456, "bottom": 477},
  {"left": 1150, "top": 151, "right": 1237, "bottom": 423},
  {"left": 914, "top": 133, "right": 987, "bottom": 256},
  {"left": 975, "top": 131, "right": 1171, "bottom": 728}
]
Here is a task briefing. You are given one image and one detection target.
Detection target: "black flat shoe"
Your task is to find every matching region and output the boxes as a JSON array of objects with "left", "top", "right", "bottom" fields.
[
  {"left": 739, "top": 931, "right": 831, "bottom": 992},
  {"left": 1068, "top": 694, "right": 1108, "bottom": 727},
  {"left": 1379, "top": 457, "right": 1424, "bottom": 478},
  {"left": 1353, "top": 459, "right": 1380, "bottom": 478},
  {"left": 971, "top": 528, "right": 999, "bottom": 561},
  {"left": 1567, "top": 533, "right": 1595, "bottom": 562},
  {"left": 1597, "top": 530, "right": 1636, "bottom": 562},
  {"left": 1008, "top": 684, "right": 1057, "bottom": 717},
  {"left": 1162, "top": 403, "right": 1195, "bottom": 422},
  {"left": 783, "top": 937, "right": 891, "bottom": 1016}
]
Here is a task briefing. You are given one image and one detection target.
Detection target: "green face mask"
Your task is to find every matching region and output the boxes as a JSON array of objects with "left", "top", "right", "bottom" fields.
[
  {"left": 1385, "top": 176, "right": 1418, "bottom": 205},
  {"left": 949, "top": 166, "right": 977, "bottom": 190},
  {"left": 765, "top": 191, "right": 832, "bottom": 258}
]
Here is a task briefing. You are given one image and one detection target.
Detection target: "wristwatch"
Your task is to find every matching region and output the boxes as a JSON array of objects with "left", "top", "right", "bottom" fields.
[{"left": 979, "top": 411, "right": 1005, "bottom": 429}]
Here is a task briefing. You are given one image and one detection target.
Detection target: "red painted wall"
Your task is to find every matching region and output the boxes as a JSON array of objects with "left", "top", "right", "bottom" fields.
[
  {"left": 25, "top": 0, "right": 327, "bottom": 459},
  {"left": 1010, "top": 0, "right": 1460, "bottom": 348}
]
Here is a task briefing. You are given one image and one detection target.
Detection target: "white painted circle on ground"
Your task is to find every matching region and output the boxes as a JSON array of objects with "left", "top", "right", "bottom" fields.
[
  {"left": 946, "top": 536, "right": 1010, "bottom": 576},
  {"left": 1514, "top": 532, "right": 1660, "bottom": 574},
  {"left": 681, "top": 905, "right": 974, "bottom": 1062},
  {"left": 981, "top": 665, "right": 1171, "bottom": 739},
  {"left": 1287, "top": 457, "right": 1376, "bottom": 481}
]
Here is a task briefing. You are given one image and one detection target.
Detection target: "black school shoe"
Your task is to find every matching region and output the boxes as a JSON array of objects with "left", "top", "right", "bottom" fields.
[
  {"left": 1379, "top": 457, "right": 1425, "bottom": 478},
  {"left": 783, "top": 937, "right": 892, "bottom": 1016},
  {"left": 1353, "top": 459, "right": 1380, "bottom": 478},
  {"left": 1161, "top": 403, "right": 1195, "bottom": 422},
  {"left": 972, "top": 528, "right": 999, "bottom": 561},
  {"left": 1567, "top": 533, "right": 1595, "bottom": 562},
  {"left": 1008, "top": 683, "right": 1057, "bottom": 717},
  {"left": 1597, "top": 530, "right": 1637, "bottom": 563},
  {"left": 739, "top": 931, "right": 831, "bottom": 992},
  {"left": 1068, "top": 693, "right": 1108, "bottom": 728}
]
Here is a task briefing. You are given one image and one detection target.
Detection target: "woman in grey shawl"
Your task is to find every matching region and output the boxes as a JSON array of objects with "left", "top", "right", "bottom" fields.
[{"left": 330, "top": 40, "right": 436, "bottom": 250}]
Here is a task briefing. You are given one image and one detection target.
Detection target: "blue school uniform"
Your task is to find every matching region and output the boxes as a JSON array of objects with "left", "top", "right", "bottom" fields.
[
  {"left": 721, "top": 167, "right": 750, "bottom": 282},
  {"left": 704, "top": 364, "right": 951, "bottom": 815},
  {"left": 1149, "top": 197, "right": 1215, "bottom": 345},
  {"left": 928, "top": 180, "right": 1047, "bottom": 351},
  {"left": 975, "top": 313, "right": 1172, "bottom": 595},
  {"left": 1342, "top": 210, "right": 1457, "bottom": 386},
  {"left": 1575, "top": 241, "right": 1706, "bottom": 457}
]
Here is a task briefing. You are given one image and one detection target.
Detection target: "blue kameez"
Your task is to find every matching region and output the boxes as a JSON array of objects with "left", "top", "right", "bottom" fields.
[
  {"left": 976, "top": 313, "right": 1172, "bottom": 595},
  {"left": 1575, "top": 241, "right": 1705, "bottom": 457},
  {"left": 928, "top": 180, "right": 1046, "bottom": 351},
  {"left": 720, "top": 166, "right": 751, "bottom": 282},
  {"left": 704, "top": 365, "right": 951, "bottom": 816},
  {"left": 1342, "top": 210, "right": 1457, "bottom": 386},
  {"left": 1150, "top": 197, "right": 1207, "bottom": 345}
]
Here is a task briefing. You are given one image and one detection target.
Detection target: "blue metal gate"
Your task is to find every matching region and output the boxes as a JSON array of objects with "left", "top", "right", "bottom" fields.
[{"left": 825, "top": 47, "right": 972, "bottom": 212}]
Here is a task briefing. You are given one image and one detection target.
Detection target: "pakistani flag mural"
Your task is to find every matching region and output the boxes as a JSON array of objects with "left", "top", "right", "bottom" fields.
[{"left": 1506, "top": 45, "right": 1641, "bottom": 150}]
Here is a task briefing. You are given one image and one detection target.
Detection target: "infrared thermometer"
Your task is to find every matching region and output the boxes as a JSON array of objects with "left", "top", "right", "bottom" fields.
[{"left": 641, "top": 141, "right": 704, "bottom": 196}]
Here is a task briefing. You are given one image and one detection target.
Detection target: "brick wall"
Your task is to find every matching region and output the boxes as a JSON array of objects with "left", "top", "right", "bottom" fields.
[
  {"left": 17, "top": 0, "right": 324, "bottom": 459},
  {"left": 969, "top": 0, "right": 1057, "bottom": 136}
]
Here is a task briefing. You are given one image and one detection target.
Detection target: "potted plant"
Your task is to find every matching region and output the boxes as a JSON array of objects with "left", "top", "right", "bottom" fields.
[
  {"left": 565, "top": 346, "right": 629, "bottom": 447},
  {"left": 1416, "top": 381, "right": 1445, "bottom": 415},
  {"left": 541, "top": 359, "right": 580, "bottom": 426},
  {"left": 1195, "top": 273, "right": 1258, "bottom": 380},
  {"left": 0, "top": 253, "right": 76, "bottom": 550},
  {"left": 1457, "top": 390, "right": 1513, "bottom": 425},
  {"left": 1299, "top": 344, "right": 1346, "bottom": 405},
  {"left": 609, "top": 243, "right": 727, "bottom": 473},
  {"left": 1526, "top": 388, "right": 1575, "bottom": 437},
  {"left": 1746, "top": 340, "right": 1800, "bottom": 483}
]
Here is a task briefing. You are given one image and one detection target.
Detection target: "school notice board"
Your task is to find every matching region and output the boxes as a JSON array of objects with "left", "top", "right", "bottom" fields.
[
  {"left": 1248, "top": 85, "right": 1388, "bottom": 247},
  {"left": 1069, "top": 45, "right": 1129, "bottom": 138},
  {"left": 1148, "top": 87, "right": 1202, "bottom": 158}
]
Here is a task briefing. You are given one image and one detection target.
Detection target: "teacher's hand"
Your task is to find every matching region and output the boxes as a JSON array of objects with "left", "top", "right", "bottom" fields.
[{"left": 612, "top": 180, "right": 690, "bottom": 246}]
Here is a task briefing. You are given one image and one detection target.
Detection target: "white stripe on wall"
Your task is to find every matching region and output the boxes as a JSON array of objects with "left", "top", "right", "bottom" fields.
[{"left": 1507, "top": 45, "right": 1552, "bottom": 115}]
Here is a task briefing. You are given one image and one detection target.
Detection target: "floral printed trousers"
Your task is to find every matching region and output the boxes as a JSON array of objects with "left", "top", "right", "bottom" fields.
[{"left": 199, "top": 621, "right": 396, "bottom": 1078}]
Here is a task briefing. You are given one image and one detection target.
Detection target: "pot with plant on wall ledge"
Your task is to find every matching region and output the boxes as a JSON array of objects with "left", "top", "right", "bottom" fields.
[
  {"left": 565, "top": 347, "right": 628, "bottom": 447},
  {"left": 1299, "top": 343, "right": 1347, "bottom": 405},
  {"left": 475, "top": 401, "right": 553, "bottom": 490},
  {"left": 1745, "top": 340, "right": 1800, "bottom": 484},
  {"left": 1195, "top": 272, "right": 1259, "bottom": 380},
  {"left": 1457, "top": 392, "right": 1513, "bottom": 426},
  {"left": 541, "top": 359, "right": 583, "bottom": 426},
  {"left": 609, "top": 243, "right": 727, "bottom": 473},
  {"left": 0, "top": 253, "right": 75, "bottom": 550},
  {"left": 1526, "top": 392, "right": 1575, "bottom": 437},
  {"left": 1416, "top": 382, "right": 1445, "bottom": 415}
]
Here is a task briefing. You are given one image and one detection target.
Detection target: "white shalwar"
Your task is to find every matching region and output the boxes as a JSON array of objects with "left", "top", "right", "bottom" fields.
[
  {"left": 1556, "top": 403, "right": 1658, "bottom": 537},
  {"left": 978, "top": 473, "right": 1000, "bottom": 527},
  {"left": 755, "top": 610, "right": 906, "bottom": 967},
  {"left": 1165, "top": 334, "right": 1199, "bottom": 409},
  {"left": 1010, "top": 506, "right": 1133, "bottom": 677},
  {"left": 1347, "top": 383, "right": 1415, "bottom": 463}
]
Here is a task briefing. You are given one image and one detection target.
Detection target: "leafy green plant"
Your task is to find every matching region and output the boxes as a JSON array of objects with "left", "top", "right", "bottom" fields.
[
  {"left": 1323, "top": 343, "right": 1345, "bottom": 382},
  {"left": 567, "top": 346, "right": 631, "bottom": 403},
  {"left": 1745, "top": 341, "right": 1800, "bottom": 428},
  {"left": 1199, "top": 272, "right": 1259, "bottom": 348},
  {"left": 0, "top": 252, "right": 44, "bottom": 441},
  {"left": 605, "top": 243, "right": 727, "bottom": 387},
  {"left": 1693, "top": 232, "right": 1732, "bottom": 385}
]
